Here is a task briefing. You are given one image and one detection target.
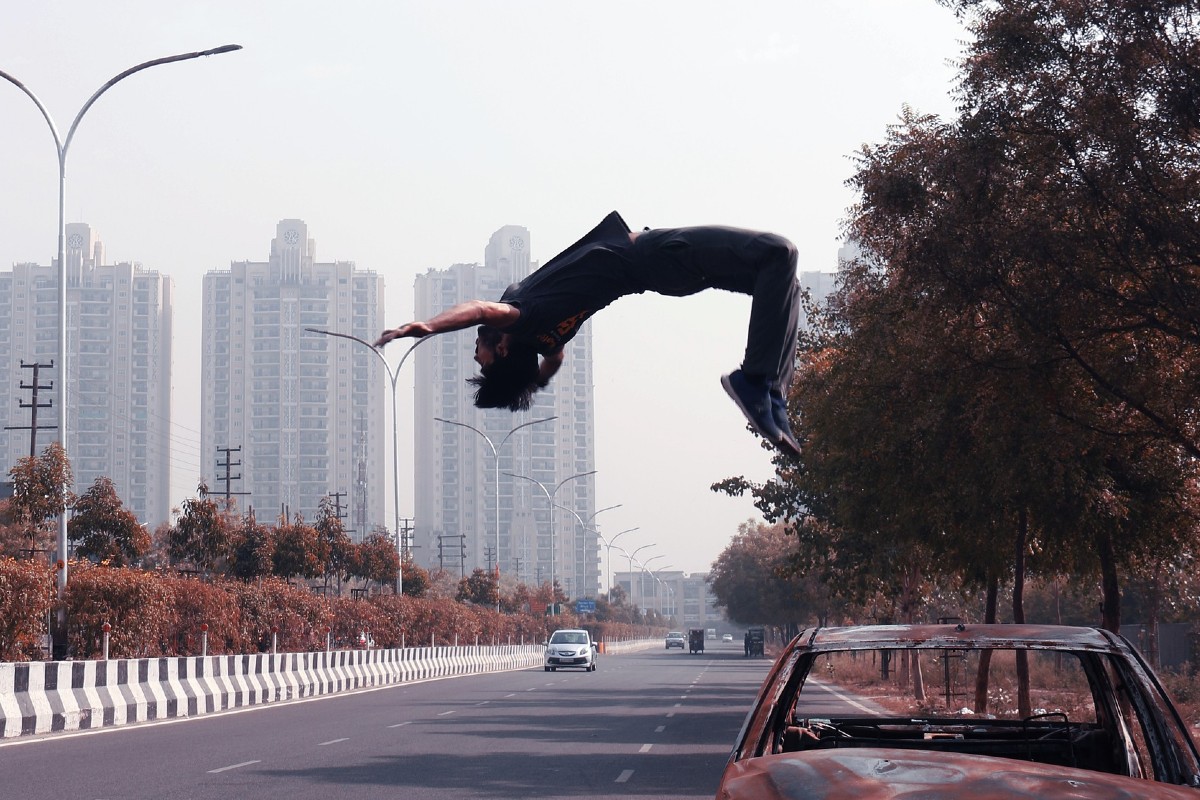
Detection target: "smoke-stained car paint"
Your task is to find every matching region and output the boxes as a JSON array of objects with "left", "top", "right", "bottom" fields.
[{"left": 717, "top": 624, "right": 1200, "bottom": 799}]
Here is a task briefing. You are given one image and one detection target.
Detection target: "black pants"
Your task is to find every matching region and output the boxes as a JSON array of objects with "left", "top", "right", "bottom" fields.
[{"left": 630, "top": 225, "right": 801, "bottom": 390}]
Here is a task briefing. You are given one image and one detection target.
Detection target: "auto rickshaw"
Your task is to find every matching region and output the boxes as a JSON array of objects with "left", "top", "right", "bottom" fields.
[{"left": 688, "top": 628, "right": 705, "bottom": 654}]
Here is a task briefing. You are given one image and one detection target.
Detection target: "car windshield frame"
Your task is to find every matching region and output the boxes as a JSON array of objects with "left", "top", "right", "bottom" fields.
[
  {"left": 731, "top": 625, "right": 1200, "bottom": 789},
  {"left": 549, "top": 631, "right": 588, "bottom": 645}
]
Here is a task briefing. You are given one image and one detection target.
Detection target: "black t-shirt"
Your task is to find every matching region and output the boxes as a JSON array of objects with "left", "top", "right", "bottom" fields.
[{"left": 501, "top": 211, "right": 647, "bottom": 354}]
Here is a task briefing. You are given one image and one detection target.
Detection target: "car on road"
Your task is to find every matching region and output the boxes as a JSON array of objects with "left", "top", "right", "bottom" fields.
[
  {"left": 544, "top": 629, "right": 597, "bottom": 672},
  {"left": 718, "top": 624, "right": 1200, "bottom": 799},
  {"left": 666, "top": 631, "right": 686, "bottom": 649},
  {"left": 722, "top": 633, "right": 734, "bottom": 643}
]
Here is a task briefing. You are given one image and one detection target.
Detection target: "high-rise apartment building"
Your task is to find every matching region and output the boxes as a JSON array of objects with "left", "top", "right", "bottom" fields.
[
  {"left": 201, "top": 220, "right": 386, "bottom": 533},
  {"left": 413, "top": 225, "right": 600, "bottom": 598},
  {"left": 0, "top": 222, "right": 173, "bottom": 527}
]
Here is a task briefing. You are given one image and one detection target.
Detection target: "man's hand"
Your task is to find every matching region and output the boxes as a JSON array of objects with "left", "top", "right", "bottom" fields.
[{"left": 374, "top": 321, "right": 433, "bottom": 347}]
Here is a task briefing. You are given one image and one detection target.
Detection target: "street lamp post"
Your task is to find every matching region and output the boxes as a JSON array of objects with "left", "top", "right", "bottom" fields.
[
  {"left": 1, "top": 43, "right": 243, "bottom": 659},
  {"left": 506, "top": 470, "right": 596, "bottom": 613},
  {"left": 306, "top": 328, "right": 435, "bottom": 595},
  {"left": 601, "top": 527, "right": 640, "bottom": 600},
  {"left": 626, "top": 543, "right": 656, "bottom": 618},
  {"left": 650, "top": 565, "right": 674, "bottom": 616},
  {"left": 436, "top": 415, "right": 556, "bottom": 608},
  {"left": 638, "top": 556, "right": 667, "bottom": 618},
  {"left": 554, "top": 502, "right": 620, "bottom": 599}
]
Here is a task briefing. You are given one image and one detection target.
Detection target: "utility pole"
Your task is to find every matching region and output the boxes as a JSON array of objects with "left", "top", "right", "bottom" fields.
[
  {"left": 5, "top": 361, "right": 56, "bottom": 458},
  {"left": 214, "top": 446, "right": 251, "bottom": 508},
  {"left": 512, "top": 557, "right": 523, "bottom": 583},
  {"left": 458, "top": 534, "right": 467, "bottom": 578},
  {"left": 328, "top": 491, "right": 348, "bottom": 521},
  {"left": 398, "top": 516, "right": 414, "bottom": 561}
]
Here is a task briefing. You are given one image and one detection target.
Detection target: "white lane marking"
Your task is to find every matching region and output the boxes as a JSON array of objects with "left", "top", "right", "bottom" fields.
[
  {"left": 475, "top": 701, "right": 490, "bottom": 706},
  {"left": 639, "top": 743, "right": 653, "bottom": 753},
  {"left": 504, "top": 693, "right": 516, "bottom": 698},
  {"left": 674, "top": 703, "right": 682, "bottom": 708},
  {"left": 438, "top": 710, "right": 456, "bottom": 716},
  {"left": 666, "top": 712, "right": 676, "bottom": 718},
  {"left": 615, "top": 769, "right": 634, "bottom": 783},
  {"left": 526, "top": 687, "right": 536, "bottom": 692},
  {"left": 655, "top": 725, "right": 665, "bottom": 733},
  {"left": 807, "top": 678, "right": 879, "bottom": 714},
  {"left": 387, "top": 722, "right": 413, "bottom": 728},
  {"left": 208, "top": 760, "right": 260, "bottom": 773},
  {"left": 319, "top": 738, "right": 349, "bottom": 745}
]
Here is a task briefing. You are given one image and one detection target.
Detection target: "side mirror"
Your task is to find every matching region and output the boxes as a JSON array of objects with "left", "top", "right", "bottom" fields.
[
  {"left": 542, "top": 640, "right": 549, "bottom": 647},
  {"left": 591, "top": 642, "right": 598, "bottom": 650}
]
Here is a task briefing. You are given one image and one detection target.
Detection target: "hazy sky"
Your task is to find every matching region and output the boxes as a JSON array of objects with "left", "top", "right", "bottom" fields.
[{"left": 0, "top": 1, "right": 967, "bottom": 577}]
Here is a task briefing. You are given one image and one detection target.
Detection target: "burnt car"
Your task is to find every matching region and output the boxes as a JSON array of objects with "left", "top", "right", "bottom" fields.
[{"left": 718, "top": 624, "right": 1200, "bottom": 799}]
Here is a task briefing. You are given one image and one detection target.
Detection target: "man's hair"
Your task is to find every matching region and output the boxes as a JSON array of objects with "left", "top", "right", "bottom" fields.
[{"left": 469, "top": 337, "right": 542, "bottom": 411}]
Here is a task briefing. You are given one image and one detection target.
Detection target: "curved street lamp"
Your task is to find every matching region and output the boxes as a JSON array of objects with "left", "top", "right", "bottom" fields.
[
  {"left": 506, "top": 470, "right": 595, "bottom": 613},
  {"left": 305, "top": 327, "right": 435, "bottom": 595},
  {"left": 599, "top": 527, "right": 640, "bottom": 600},
  {"left": 437, "top": 415, "right": 556, "bottom": 605},
  {"left": 554, "top": 502, "right": 621, "bottom": 599},
  {"left": 625, "top": 543, "right": 656, "bottom": 617},
  {"left": 1, "top": 43, "right": 243, "bottom": 658},
  {"left": 639, "top": 553, "right": 668, "bottom": 616}
]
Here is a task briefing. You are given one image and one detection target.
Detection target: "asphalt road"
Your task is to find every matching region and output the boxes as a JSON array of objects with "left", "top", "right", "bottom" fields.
[{"left": 0, "top": 641, "right": 773, "bottom": 800}]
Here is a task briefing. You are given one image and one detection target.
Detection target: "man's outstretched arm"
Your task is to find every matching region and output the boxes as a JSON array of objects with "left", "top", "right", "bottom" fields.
[{"left": 374, "top": 300, "right": 518, "bottom": 347}]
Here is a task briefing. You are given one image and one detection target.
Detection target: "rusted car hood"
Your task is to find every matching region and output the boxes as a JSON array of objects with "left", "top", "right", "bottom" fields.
[{"left": 717, "top": 748, "right": 1200, "bottom": 800}]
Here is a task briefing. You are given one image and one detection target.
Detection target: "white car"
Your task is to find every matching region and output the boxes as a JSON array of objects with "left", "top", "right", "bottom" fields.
[
  {"left": 665, "top": 631, "right": 686, "bottom": 649},
  {"left": 721, "top": 633, "right": 734, "bottom": 643},
  {"left": 544, "top": 629, "right": 597, "bottom": 672}
]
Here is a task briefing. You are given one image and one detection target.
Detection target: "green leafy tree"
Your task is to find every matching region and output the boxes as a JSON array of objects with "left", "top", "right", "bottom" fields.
[
  {"left": 68, "top": 476, "right": 149, "bottom": 566},
  {"left": 8, "top": 442, "right": 73, "bottom": 560}
]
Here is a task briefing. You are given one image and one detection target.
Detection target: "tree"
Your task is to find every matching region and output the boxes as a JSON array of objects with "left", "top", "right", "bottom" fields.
[
  {"left": 8, "top": 442, "right": 72, "bottom": 560},
  {"left": 314, "top": 497, "right": 353, "bottom": 595},
  {"left": 400, "top": 558, "right": 430, "bottom": 598},
  {"left": 228, "top": 511, "right": 274, "bottom": 581},
  {"left": 456, "top": 567, "right": 499, "bottom": 607},
  {"left": 842, "top": 0, "right": 1200, "bottom": 631},
  {"left": 708, "top": 520, "right": 841, "bottom": 630},
  {"left": 355, "top": 531, "right": 399, "bottom": 593},
  {"left": 68, "top": 476, "right": 149, "bottom": 566},
  {"left": 168, "top": 484, "right": 232, "bottom": 575},
  {"left": 272, "top": 513, "right": 321, "bottom": 583}
]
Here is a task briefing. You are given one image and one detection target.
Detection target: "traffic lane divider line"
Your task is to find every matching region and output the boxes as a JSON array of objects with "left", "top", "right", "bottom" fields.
[{"left": 207, "top": 760, "right": 260, "bottom": 773}]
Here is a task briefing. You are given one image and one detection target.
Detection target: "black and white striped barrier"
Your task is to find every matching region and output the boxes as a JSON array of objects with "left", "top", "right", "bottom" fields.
[{"left": 0, "top": 644, "right": 543, "bottom": 739}]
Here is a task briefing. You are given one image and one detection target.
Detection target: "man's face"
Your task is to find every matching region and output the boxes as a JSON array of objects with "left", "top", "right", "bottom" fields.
[{"left": 474, "top": 325, "right": 505, "bottom": 368}]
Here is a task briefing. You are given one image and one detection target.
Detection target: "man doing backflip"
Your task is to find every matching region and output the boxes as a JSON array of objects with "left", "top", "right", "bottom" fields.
[{"left": 375, "top": 211, "right": 802, "bottom": 457}]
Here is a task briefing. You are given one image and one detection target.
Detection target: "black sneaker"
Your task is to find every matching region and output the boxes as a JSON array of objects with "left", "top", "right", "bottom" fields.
[
  {"left": 770, "top": 390, "right": 802, "bottom": 458},
  {"left": 721, "top": 370, "right": 781, "bottom": 441}
]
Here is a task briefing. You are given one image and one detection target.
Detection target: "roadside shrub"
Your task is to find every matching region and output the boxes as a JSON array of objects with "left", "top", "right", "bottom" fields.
[
  {"left": 230, "top": 577, "right": 332, "bottom": 652},
  {"left": 0, "top": 558, "right": 52, "bottom": 661},
  {"left": 330, "top": 594, "right": 394, "bottom": 648},
  {"left": 162, "top": 574, "right": 246, "bottom": 655},
  {"left": 66, "top": 562, "right": 174, "bottom": 658}
]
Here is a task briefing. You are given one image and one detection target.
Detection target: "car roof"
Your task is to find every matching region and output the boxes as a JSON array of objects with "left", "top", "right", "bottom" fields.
[
  {"left": 801, "top": 624, "right": 1126, "bottom": 653},
  {"left": 551, "top": 629, "right": 588, "bottom": 635}
]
